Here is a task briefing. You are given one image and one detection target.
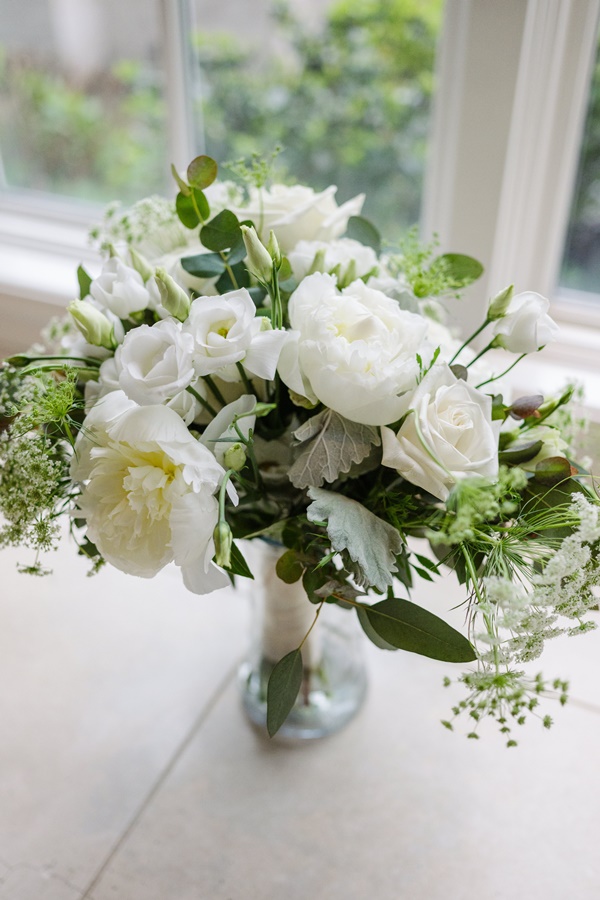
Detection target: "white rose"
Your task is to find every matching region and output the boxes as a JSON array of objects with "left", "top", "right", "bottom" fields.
[
  {"left": 287, "top": 238, "right": 378, "bottom": 283},
  {"left": 492, "top": 291, "right": 559, "bottom": 354},
  {"left": 90, "top": 257, "right": 156, "bottom": 319},
  {"left": 278, "top": 273, "right": 429, "bottom": 425},
  {"left": 71, "top": 391, "right": 232, "bottom": 594},
  {"left": 232, "top": 184, "right": 364, "bottom": 253},
  {"left": 381, "top": 364, "right": 500, "bottom": 501},
  {"left": 183, "top": 288, "right": 288, "bottom": 381}
]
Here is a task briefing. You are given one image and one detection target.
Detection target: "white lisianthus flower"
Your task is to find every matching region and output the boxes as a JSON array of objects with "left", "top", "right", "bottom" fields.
[
  {"left": 112, "top": 318, "right": 195, "bottom": 403},
  {"left": 200, "top": 395, "right": 257, "bottom": 467},
  {"left": 278, "top": 273, "right": 428, "bottom": 425},
  {"left": 71, "top": 391, "right": 232, "bottom": 594},
  {"left": 183, "top": 289, "right": 288, "bottom": 381},
  {"left": 492, "top": 291, "right": 559, "bottom": 353},
  {"left": 90, "top": 257, "right": 157, "bottom": 319},
  {"left": 232, "top": 184, "right": 364, "bottom": 253},
  {"left": 381, "top": 364, "right": 500, "bottom": 501},
  {"left": 287, "top": 238, "right": 378, "bottom": 283}
]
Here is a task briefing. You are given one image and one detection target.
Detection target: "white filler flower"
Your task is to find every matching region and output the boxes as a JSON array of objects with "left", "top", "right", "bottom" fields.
[
  {"left": 71, "top": 391, "right": 231, "bottom": 594},
  {"left": 381, "top": 364, "right": 500, "bottom": 500},
  {"left": 279, "top": 272, "right": 428, "bottom": 425}
]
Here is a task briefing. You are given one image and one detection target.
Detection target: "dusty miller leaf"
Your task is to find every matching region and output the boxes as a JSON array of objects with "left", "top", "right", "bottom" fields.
[
  {"left": 288, "top": 409, "right": 381, "bottom": 489},
  {"left": 306, "top": 487, "right": 404, "bottom": 592}
]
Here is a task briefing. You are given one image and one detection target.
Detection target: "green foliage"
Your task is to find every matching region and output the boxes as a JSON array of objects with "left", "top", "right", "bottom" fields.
[
  {"left": 266, "top": 649, "right": 303, "bottom": 736},
  {"left": 364, "top": 597, "right": 477, "bottom": 662}
]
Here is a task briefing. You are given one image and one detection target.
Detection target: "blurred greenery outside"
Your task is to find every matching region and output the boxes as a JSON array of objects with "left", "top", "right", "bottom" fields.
[{"left": 0, "top": 0, "right": 598, "bottom": 290}]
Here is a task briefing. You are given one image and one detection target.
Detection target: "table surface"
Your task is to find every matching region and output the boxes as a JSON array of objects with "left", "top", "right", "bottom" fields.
[{"left": 1, "top": 536, "right": 599, "bottom": 900}]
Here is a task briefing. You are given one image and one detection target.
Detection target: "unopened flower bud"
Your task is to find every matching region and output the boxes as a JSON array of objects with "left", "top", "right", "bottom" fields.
[
  {"left": 223, "top": 442, "right": 247, "bottom": 472},
  {"left": 154, "top": 268, "right": 191, "bottom": 321},
  {"left": 241, "top": 225, "right": 273, "bottom": 282},
  {"left": 338, "top": 258, "right": 357, "bottom": 289},
  {"left": 487, "top": 284, "right": 514, "bottom": 320},
  {"left": 129, "top": 248, "right": 154, "bottom": 282},
  {"left": 68, "top": 300, "right": 116, "bottom": 350},
  {"left": 213, "top": 520, "right": 233, "bottom": 568},
  {"left": 266, "top": 230, "right": 282, "bottom": 268},
  {"left": 308, "top": 247, "right": 327, "bottom": 275}
]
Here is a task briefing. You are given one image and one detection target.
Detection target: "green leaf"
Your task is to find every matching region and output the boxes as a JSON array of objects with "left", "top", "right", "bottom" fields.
[
  {"left": 430, "top": 253, "right": 483, "bottom": 288},
  {"left": 224, "top": 542, "right": 254, "bottom": 579},
  {"left": 276, "top": 549, "right": 304, "bottom": 584},
  {"left": 306, "top": 487, "right": 404, "bottom": 592},
  {"left": 356, "top": 606, "right": 398, "bottom": 651},
  {"left": 508, "top": 394, "right": 544, "bottom": 420},
  {"left": 534, "top": 456, "right": 572, "bottom": 486},
  {"left": 187, "top": 155, "right": 218, "bottom": 190},
  {"left": 449, "top": 364, "right": 468, "bottom": 382},
  {"left": 215, "top": 262, "right": 250, "bottom": 293},
  {"left": 180, "top": 253, "right": 226, "bottom": 279},
  {"left": 267, "top": 649, "right": 303, "bottom": 737},
  {"left": 346, "top": 215, "right": 382, "bottom": 253},
  {"left": 289, "top": 409, "right": 381, "bottom": 489},
  {"left": 175, "top": 189, "right": 209, "bottom": 228},
  {"left": 278, "top": 257, "right": 293, "bottom": 281},
  {"left": 302, "top": 566, "right": 329, "bottom": 604},
  {"left": 227, "top": 237, "right": 248, "bottom": 266},
  {"left": 498, "top": 440, "right": 543, "bottom": 466},
  {"left": 77, "top": 265, "right": 92, "bottom": 299},
  {"left": 365, "top": 597, "right": 477, "bottom": 662},
  {"left": 201, "top": 210, "right": 242, "bottom": 252},
  {"left": 170, "top": 163, "right": 190, "bottom": 196}
]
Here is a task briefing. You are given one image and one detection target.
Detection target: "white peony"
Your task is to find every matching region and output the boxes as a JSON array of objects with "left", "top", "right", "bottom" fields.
[
  {"left": 232, "top": 184, "right": 364, "bottom": 253},
  {"left": 287, "top": 238, "right": 378, "bottom": 283},
  {"left": 492, "top": 291, "right": 559, "bottom": 354},
  {"left": 71, "top": 391, "right": 232, "bottom": 594},
  {"left": 278, "top": 273, "right": 429, "bottom": 426},
  {"left": 90, "top": 257, "right": 158, "bottom": 319},
  {"left": 183, "top": 288, "right": 288, "bottom": 381},
  {"left": 381, "top": 364, "right": 500, "bottom": 501}
]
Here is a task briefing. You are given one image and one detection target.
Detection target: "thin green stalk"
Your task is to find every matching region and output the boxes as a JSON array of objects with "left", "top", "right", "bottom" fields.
[
  {"left": 475, "top": 353, "right": 526, "bottom": 389},
  {"left": 203, "top": 375, "right": 227, "bottom": 407},
  {"left": 462, "top": 546, "right": 498, "bottom": 669},
  {"left": 186, "top": 385, "right": 218, "bottom": 418},
  {"left": 236, "top": 361, "right": 254, "bottom": 393},
  {"left": 465, "top": 340, "right": 495, "bottom": 368},
  {"left": 449, "top": 319, "right": 490, "bottom": 365},
  {"left": 299, "top": 602, "right": 325, "bottom": 650}
]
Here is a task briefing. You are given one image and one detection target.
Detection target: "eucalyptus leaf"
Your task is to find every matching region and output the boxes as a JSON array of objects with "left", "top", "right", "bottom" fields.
[
  {"left": 176, "top": 189, "right": 209, "bottom": 228},
  {"left": 201, "top": 210, "right": 242, "bottom": 252},
  {"left": 187, "top": 155, "right": 218, "bottom": 190},
  {"left": 180, "top": 253, "right": 226, "bottom": 279},
  {"left": 346, "top": 215, "right": 382, "bottom": 253},
  {"left": 365, "top": 597, "right": 477, "bottom": 662},
  {"left": 266, "top": 649, "right": 303, "bottom": 737},
  {"left": 430, "top": 253, "right": 483, "bottom": 288},
  {"left": 170, "top": 163, "right": 190, "bottom": 196},
  {"left": 276, "top": 549, "right": 304, "bottom": 584},
  {"left": 306, "top": 487, "right": 403, "bottom": 592},
  {"left": 356, "top": 606, "right": 398, "bottom": 651},
  {"left": 498, "top": 440, "right": 544, "bottom": 465},
  {"left": 534, "top": 456, "right": 572, "bottom": 486},
  {"left": 289, "top": 409, "right": 381, "bottom": 489}
]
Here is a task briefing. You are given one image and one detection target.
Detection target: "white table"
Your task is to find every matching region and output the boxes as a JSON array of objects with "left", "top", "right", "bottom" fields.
[{"left": 1, "top": 537, "right": 599, "bottom": 899}]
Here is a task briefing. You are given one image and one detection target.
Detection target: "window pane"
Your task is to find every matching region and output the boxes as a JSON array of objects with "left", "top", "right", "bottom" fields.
[
  {"left": 0, "top": 0, "right": 168, "bottom": 204},
  {"left": 560, "top": 28, "right": 600, "bottom": 295},
  {"left": 189, "top": 0, "right": 443, "bottom": 237}
]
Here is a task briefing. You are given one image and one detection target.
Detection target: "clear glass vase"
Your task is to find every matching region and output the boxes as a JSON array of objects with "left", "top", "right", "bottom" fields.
[{"left": 239, "top": 542, "right": 368, "bottom": 740}]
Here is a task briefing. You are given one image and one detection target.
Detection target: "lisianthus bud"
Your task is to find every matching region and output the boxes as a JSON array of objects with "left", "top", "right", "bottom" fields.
[
  {"left": 68, "top": 300, "right": 117, "bottom": 350},
  {"left": 267, "top": 230, "right": 282, "bottom": 268},
  {"left": 487, "top": 284, "right": 514, "bottom": 320},
  {"left": 223, "top": 442, "right": 247, "bottom": 471},
  {"left": 154, "top": 268, "right": 191, "bottom": 321},
  {"left": 213, "top": 520, "right": 233, "bottom": 568},
  {"left": 129, "top": 248, "right": 154, "bottom": 282},
  {"left": 240, "top": 225, "right": 273, "bottom": 282}
]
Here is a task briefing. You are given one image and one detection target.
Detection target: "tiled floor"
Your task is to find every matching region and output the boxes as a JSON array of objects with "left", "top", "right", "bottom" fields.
[{"left": 1, "top": 536, "right": 599, "bottom": 899}]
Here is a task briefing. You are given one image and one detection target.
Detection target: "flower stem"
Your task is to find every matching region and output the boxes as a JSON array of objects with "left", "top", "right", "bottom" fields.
[
  {"left": 449, "top": 319, "right": 490, "bottom": 365},
  {"left": 475, "top": 353, "right": 526, "bottom": 389},
  {"left": 203, "top": 375, "right": 227, "bottom": 407}
]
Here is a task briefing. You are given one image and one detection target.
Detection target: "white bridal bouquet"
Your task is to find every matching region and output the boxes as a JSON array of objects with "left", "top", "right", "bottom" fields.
[{"left": 1, "top": 154, "right": 598, "bottom": 741}]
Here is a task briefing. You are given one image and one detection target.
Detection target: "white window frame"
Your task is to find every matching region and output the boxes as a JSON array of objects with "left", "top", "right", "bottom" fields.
[{"left": 1, "top": 0, "right": 600, "bottom": 379}]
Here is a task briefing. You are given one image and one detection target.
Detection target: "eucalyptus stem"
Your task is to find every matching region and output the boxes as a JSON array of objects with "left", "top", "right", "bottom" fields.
[
  {"left": 190, "top": 191, "right": 206, "bottom": 226},
  {"left": 221, "top": 255, "right": 240, "bottom": 289},
  {"left": 299, "top": 602, "right": 325, "bottom": 650}
]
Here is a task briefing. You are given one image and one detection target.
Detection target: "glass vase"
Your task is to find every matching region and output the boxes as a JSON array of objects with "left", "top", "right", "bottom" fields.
[{"left": 239, "top": 542, "right": 368, "bottom": 740}]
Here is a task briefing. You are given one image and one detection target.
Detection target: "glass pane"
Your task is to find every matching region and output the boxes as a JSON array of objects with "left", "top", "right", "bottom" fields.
[
  {"left": 0, "top": 0, "right": 168, "bottom": 204},
  {"left": 560, "top": 28, "right": 600, "bottom": 295},
  {"left": 189, "top": 0, "right": 443, "bottom": 237}
]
